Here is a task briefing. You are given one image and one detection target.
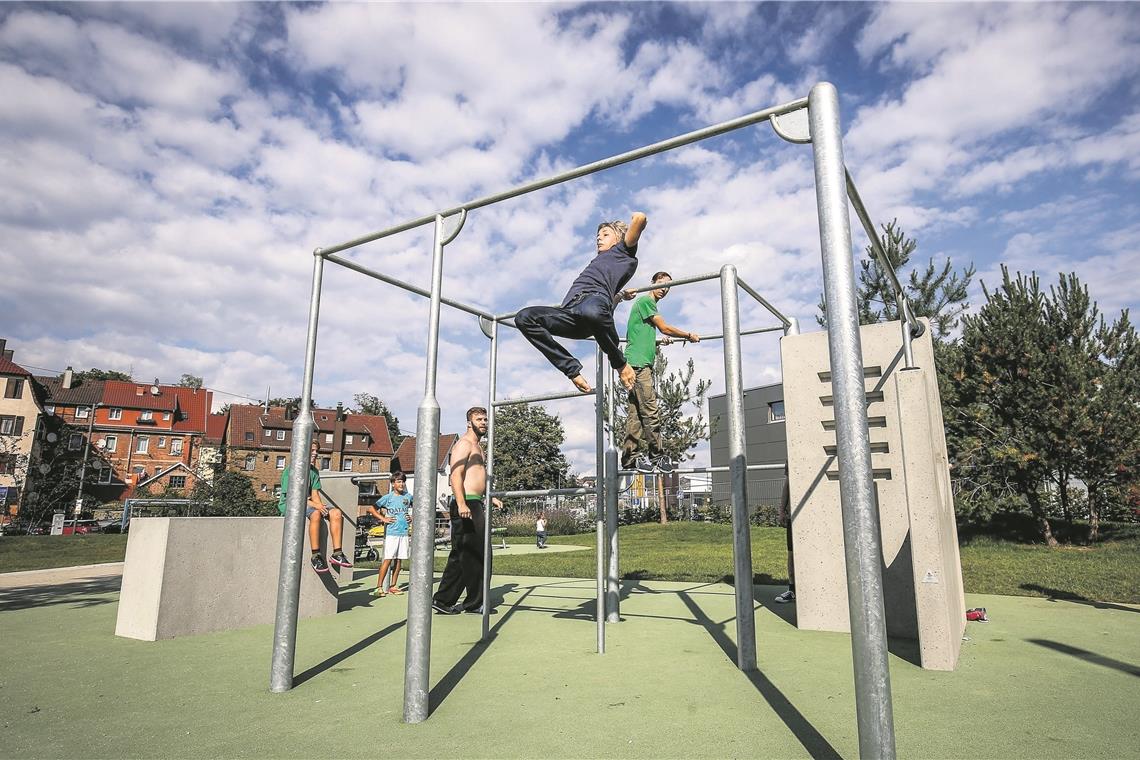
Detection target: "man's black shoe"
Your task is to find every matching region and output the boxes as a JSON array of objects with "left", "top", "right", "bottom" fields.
[{"left": 432, "top": 600, "right": 460, "bottom": 615}]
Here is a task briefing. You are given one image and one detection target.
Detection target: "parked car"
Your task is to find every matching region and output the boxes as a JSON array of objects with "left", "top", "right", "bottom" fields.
[
  {"left": 101, "top": 521, "right": 124, "bottom": 534},
  {"left": 61, "top": 519, "right": 102, "bottom": 535}
]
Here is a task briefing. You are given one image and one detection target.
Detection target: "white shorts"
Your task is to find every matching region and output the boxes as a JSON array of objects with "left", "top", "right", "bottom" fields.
[{"left": 383, "top": 534, "right": 410, "bottom": 560}]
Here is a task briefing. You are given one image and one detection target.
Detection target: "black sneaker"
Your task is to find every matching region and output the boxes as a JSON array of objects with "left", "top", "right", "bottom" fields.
[
  {"left": 635, "top": 455, "right": 655, "bottom": 474},
  {"left": 311, "top": 554, "right": 329, "bottom": 574},
  {"left": 774, "top": 589, "right": 795, "bottom": 604},
  {"left": 329, "top": 551, "right": 352, "bottom": 568},
  {"left": 652, "top": 455, "right": 674, "bottom": 473},
  {"left": 432, "top": 600, "right": 460, "bottom": 615}
]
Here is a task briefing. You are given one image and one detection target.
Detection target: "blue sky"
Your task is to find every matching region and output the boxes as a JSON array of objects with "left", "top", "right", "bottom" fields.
[{"left": 3, "top": 2, "right": 1138, "bottom": 472}]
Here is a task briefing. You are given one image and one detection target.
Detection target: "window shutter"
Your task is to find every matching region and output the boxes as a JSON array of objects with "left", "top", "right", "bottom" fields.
[{"left": 14, "top": 416, "right": 23, "bottom": 436}]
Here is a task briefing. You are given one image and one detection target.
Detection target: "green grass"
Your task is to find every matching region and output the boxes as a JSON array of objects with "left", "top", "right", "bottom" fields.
[{"left": 4, "top": 523, "right": 1138, "bottom": 603}]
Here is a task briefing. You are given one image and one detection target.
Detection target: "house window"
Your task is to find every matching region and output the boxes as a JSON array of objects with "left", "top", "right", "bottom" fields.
[
  {"left": 276, "top": 430, "right": 286, "bottom": 441},
  {"left": 260, "top": 483, "right": 268, "bottom": 493},
  {"left": 244, "top": 431, "right": 254, "bottom": 442},
  {"left": 170, "top": 438, "right": 183, "bottom": 455},
  {"left": 321, "top": 457, "right": 331, "bottom": 470},
  {"left": 109, "top": 408, "right": 123, "bottom": 420},
  {"left": 273, "top": 486, "right": 282, "bottom": 498},
  {"left": 158, "top": 436, "right": 167, "bottom": 448},
  {"left": 76, "top": 406, "right": 90, "bottom": 419},
  {"left": 370, "top": 460, "right": 380, "bottom": 473},
  {"left": 133, "top": 465, "right": 146, "bottom": 477},
  {"left": 324, "top": 433, "right": 333, "bottom": 443},
  {"left": 0, "top": 416, "right": 22, "bottom": 435},
  {"left": 140, "top": 410, "right": 153, "bottom": 421},
  {"left": 170, "top": 475, "right": 186, "bottom": 489},
  {"left": 69, "top": 433, "right": 84, "bottom": 451},
  {"left": 275, "top": 456, "right": 286, "bottom": 470},
  {"left": 104, "top": 435, "right": 118, "bottom": 453},
  {"left": 0, "top": 455, "right": 15, "bottom": 475},
  {"left": 768, "top": 400, "right": 786, "bottom": 423},
  {"left": 136, "top": 436, "right": 150, "bottom": 454},
  {"left": 345, "top": 434, "right": 353, "bottom": 445},
  {"left": 163, "top": 412, "right": 171, "bottom": 421},
  {"left": 98, "top": 468, "right": 112, "bottom": 484},
  {"left": 3, "top": 378, "right": 23, "bottom": 399},
  {"left": 342, "top": 458, "right": 353, "bottom": 471},
  {"left": 44, "top": 405, "right": 55, "bottom": 415},
  {"left": 244, "top": 455, "right": 256, "bottom": 471}
]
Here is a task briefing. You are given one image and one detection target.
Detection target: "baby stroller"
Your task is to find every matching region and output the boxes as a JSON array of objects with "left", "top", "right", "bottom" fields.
[{"left": 354, "top": 514, "right": 383, "bottom": 562}]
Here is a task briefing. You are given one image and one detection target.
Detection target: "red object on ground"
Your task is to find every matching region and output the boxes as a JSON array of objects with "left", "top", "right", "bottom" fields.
[{"left": 966, "top": 607, "right": 989, "bottom": 622}]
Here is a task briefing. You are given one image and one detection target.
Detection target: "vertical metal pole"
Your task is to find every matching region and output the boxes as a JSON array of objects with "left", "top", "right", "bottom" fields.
[
  {"left": 270, "top": 250, "right": 324, "bottom": 693},
  {"left": 404, "top": 216, "right": 448, "bottom": 723},
  {"left": 594, "top": 348, "right": 606, "bottom": 653},
  {"left": 809, "top": 81, "right": 897, "bottom": 759},
  {"left": 481, "top": 320, "right": 499, "bottom": 640},
  {"left": 604, "top": 365, "right": 620, "bottom": 623},
  {"left": 720, "top": 264, "right": 756, "bottom": 672}
]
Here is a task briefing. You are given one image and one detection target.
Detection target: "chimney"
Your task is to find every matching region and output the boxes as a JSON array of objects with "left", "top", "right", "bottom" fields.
[
  {"left": 336, "top": 402, "right": 345, "bottom": 421},
  {"left": 1, "top": 337, "right": 11, "bottom": 361},
  {"left": 62, "top": 366, "right": 74, "bottom": 390}
]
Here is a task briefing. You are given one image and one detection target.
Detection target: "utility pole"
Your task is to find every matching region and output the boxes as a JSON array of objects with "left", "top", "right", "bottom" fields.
[{"left": 74, "top": 404, "right": 99, "bottom": 523}]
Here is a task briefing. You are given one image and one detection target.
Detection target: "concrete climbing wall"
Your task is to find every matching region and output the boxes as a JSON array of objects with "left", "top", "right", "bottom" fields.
[{"left": 780, "top": 318, "right": 965, "bottom": 671}]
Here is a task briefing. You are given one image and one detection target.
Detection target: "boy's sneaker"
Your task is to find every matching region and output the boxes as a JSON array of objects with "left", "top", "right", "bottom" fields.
[
  {"left": 652, "top": 455, "right": 674, "bottom": 473},
  {"left": 774, "top": 589, "right": 796, "bottom": 604},
  {"left": 432, "top": 600, "right": 460, "bottom": 615},
  {"left": 635, "top": 455, "right": 655, "bottom": 474},
  {"left": 311, "top": 554, "right": 330, "bottom": 574},
  {"left": 329, "top": 551, "right": 352, "bottom": 568}
]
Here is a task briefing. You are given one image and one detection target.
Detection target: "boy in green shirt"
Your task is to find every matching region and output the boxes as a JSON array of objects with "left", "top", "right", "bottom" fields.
[
  {"left": 278, "top": 440, "right": 350, "bottom": 574},
  {"left": 622, "top": 271, "right": 700, "bottom": 472}
]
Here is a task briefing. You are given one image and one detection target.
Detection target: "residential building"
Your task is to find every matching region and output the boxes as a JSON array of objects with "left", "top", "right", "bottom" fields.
[
  {"left": 708, "top": 381, "right": 787, "bottom": 513},
  {"left": 197, "top": 413, "right": 229, "bottom": 483},
  {"left": 31, "top": 367, "right": 107, "bottom": 514},
  {"left": 86, "top": 379, "right": 213, "bottom": 501},
  {"left": 225, "top": 403, "right": 394, "bottom": 509},
  {"left": 391, "top": 433, "right": 458, "bottom": 510},
  {"left": 0, "top": 339, "right": 44, "bottom": 516}
]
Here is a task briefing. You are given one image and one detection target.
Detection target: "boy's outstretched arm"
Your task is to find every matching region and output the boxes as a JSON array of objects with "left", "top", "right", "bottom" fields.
[
  {"left": 625, "top": 212, "right": 647, "bottom": 248},
  {"left": 651, "top": 314, "right": 700, "bottom": 343}
]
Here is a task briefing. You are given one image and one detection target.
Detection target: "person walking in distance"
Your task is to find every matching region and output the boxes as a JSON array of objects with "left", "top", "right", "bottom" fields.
[{"left": 432, "top": 407, "right": 502, "bottom": 614}]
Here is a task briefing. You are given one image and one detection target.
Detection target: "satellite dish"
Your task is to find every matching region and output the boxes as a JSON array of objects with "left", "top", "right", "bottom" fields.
[
  {"left": 150, "top": 385, "right": 160, "bottom": 395},
  {"left": 96, "top": 439, "right": 106, "bottom": 449},
  {"left": 39, "top": 463, "right": 51, "bottom": 474},
  {"left": 46, "top": 432, "right": 58, "bottom": 443}
]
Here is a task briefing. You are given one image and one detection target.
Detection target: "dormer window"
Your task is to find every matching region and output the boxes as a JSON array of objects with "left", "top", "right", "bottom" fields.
[
  {"left": 140, "top": 410, "right": 154, "bottom": 421},
  {"left": 345, "top": 434, "right": 354, "bottom": 445}
]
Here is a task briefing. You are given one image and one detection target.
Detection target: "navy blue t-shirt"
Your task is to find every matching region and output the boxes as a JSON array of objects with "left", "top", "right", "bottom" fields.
[{"left": 561, "top": 239, "right": 639, "bottom": 308}]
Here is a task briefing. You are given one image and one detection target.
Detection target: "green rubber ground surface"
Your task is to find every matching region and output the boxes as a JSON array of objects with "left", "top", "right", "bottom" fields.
[{"left": 1, "top": 569, "right": 1137, "bottom": 759}]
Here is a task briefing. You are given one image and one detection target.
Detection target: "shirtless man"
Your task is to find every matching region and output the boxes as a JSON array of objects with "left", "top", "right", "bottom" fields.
[{"left": 432, "top": 406, "right": 502, "bottom": 615}]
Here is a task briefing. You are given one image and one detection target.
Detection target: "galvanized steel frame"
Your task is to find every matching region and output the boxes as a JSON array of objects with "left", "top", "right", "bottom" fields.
[{"left": 268, "top": 81, "right": 899, "bottom": 756}]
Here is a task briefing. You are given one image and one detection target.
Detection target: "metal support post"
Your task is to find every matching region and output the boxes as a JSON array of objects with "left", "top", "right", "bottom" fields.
[
  {"left": 403, "top": 214, "right": 456, "bottom": 723},
  {"left": 270, "top": 250, "right": 325, "bottom": 694},
  {"left": 809, "top": 81, "right": 897, "bottom": 759},
  {"left": 720, "top": 264, "right": 756, "bottom": 672},
  {"left": 481, "top": 319, "right": 499, "bottom": 640},
  {"left": 604, "top": 365, "right": 620, "bottom": 623},
  {"left": 594, "top": 349, "right": 606, "bottom": 653}
]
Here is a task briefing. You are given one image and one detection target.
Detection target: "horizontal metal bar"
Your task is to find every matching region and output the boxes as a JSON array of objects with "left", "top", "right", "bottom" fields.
[
  {"left": 316, "top": 97, "right": 809, "bottom": 257},
  {"left": 617, "top": 463, "right": 786, "bottom": 476},
  {"left": 316, "top": 471, "right": 392, "bottom": 481},
  {"left": 736, "top": 278, "right": 792, "bottom": 328},
  {"left": 324, "top": 253, "right": 494, "bottom": 320},
  {"left": 492, "top": 389, "right": 594, "bottom": 407},
  {"left": 620, "top": 324, "right": 785, "bottom": 345},
  {"left": 495, "top": 271, "right": 725, "bottom": 323},
  {"left": 491, "top": 488, "right": 596, "bottom": 498},
  {"left": 844, "top": 168, "right": 921, "bottom": 336}
]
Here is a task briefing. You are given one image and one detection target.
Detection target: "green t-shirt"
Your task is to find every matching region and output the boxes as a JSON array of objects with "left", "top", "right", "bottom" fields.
[
  {"left": 625, "top": 295, "right": 659, "bottom": 367},
  {"left": 278, "top": 465, "right": 321, "bottom": 515}
]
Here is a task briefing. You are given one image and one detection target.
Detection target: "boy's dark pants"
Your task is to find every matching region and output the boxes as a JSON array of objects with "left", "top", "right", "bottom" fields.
[
  {"left": 433, "top": 497, "right": 487, "bottom": 611},
  {"left": 515, "top": 293, "right": 626, "bottom": 378}
]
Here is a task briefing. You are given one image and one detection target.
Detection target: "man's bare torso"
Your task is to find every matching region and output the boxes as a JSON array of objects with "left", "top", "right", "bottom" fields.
[{"left": 451, "top": 432, "right": 487, "bottom": 497}]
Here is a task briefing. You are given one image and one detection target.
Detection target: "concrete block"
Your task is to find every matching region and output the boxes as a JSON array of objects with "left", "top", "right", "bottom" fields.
[
  {"left": 115, "top": 507, "right": 355, "bottom": 641},
  {"left": 780, "top": 318, "right": 965, "bottom": 670}
]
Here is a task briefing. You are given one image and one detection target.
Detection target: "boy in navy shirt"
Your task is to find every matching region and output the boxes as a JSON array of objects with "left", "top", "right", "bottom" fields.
[{"left": 515, "top": 212, "right": 647, "bottom": 393}]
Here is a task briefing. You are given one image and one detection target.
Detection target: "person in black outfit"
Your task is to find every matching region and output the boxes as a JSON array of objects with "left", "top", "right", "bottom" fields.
[
  {"left": 514, "top": 212, "right": 648, "bottom": 394},
  {"left": 432, "top": 407, "right": 502, "bottom": 614}
]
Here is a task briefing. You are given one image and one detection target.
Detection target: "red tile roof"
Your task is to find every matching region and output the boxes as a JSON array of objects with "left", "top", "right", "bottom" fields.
[
  {"left": 0, "top": 356, "right": 32, "bottom": 376},
  {"left": 226, "top": 404, "right": 394, "bottom": 455},
  {"left": 33, "top": 375, "right": 105, "bottom": 407},
  {"left": 205, "top": 413, "right": 228, "bottom": 445},
  {"left": 391, "top": 433, "right": 458, "bottom": 475},
  {"left": 98, "top": 380, "right": 211, "bottom": 433},
  {"left": 171, "top": 386, "right": 211, "bottom": 434}
]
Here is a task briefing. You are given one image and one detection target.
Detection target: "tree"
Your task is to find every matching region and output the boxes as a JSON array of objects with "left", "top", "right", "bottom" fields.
[
  {"left": 817, "top": 219, "right": 975, "bottom": 340},
  {"left": 73, "top": 368, "right": 132, "bottom": 383},
  {"left": 178, "top": 374, "right": 203, "bottom": 389},
  {"left": 352, "top": 392, "right": 404, "bottom": 449},
  {"left": 612, "top": 353, "right": 713, "bottom": 523},
  {"left": 189, "top": 469, "right": 273, "bottom": 516},
  {"left": 490, "top": 404, "right": 572, "bottom": 494}
]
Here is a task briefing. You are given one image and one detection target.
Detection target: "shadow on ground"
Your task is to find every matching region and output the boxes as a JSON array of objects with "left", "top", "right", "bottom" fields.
[{"left": 0, "top": 576, "right": 121, "bottom": 612}]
